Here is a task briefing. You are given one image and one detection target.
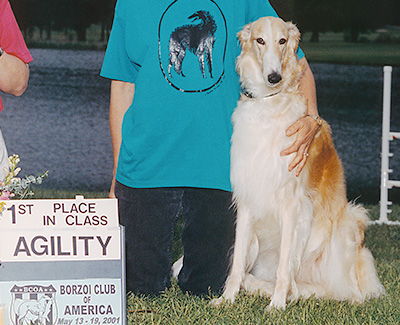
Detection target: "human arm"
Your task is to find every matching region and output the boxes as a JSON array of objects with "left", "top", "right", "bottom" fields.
[
  {"left": 0, "top": 0, "right": 32, "bottom": 98},
  {"left": 109, "top": 79, "right": 135, "bottom": 198},
  {"left": 280, "top": 57, "right": 320, "bottom": 176},
  {"left": 0, "top": 50, "right": 29, "bottom": 96}
]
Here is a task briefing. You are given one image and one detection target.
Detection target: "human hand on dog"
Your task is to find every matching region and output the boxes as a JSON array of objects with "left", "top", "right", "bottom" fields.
[{"left": 280, "top": 116, "right": 320, "bottom": 176}]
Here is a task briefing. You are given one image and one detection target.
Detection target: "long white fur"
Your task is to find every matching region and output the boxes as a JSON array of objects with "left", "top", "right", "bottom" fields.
[{"left": 211, "top": 16, "right": 385, "bottom": 310}]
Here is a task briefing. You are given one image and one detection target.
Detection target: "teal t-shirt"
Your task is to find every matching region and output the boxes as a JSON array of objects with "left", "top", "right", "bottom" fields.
[{"left": 101, "top": 0, "right": 305, "bottom": 192}]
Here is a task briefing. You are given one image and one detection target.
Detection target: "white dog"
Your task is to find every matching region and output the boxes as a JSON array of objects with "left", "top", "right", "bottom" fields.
[{"left": 210, "top": 16, "right": 385, "bottom": 310}]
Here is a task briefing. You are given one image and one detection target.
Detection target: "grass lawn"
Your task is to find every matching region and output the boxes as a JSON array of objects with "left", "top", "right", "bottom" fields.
[
  {"left": 128, "top": 208, "right": 400, "bottom": 324},
  {"left": 303, "top": 41, "right": 400, "bottom": 66},
  {"left": 300, "top": 32, "right": 400, "bottom": 66},
  {"left": 33, "top": 188, "right": 109, "bottom": 199},
  {"left": 31, "top": 189, "right": 400, "bottom": 324}
]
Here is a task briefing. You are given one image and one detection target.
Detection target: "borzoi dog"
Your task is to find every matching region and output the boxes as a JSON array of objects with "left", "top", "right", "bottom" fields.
[
  {"left": 211, "top": 16, "right": 385, "bottom": 310},
  {"left": 168, "top": 10, "right": 217, "bottom": 78}
]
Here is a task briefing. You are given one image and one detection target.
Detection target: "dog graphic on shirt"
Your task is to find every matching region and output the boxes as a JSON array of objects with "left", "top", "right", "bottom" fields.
[{"left": 168, "top": 10, "right": 217, "bottom": 79}]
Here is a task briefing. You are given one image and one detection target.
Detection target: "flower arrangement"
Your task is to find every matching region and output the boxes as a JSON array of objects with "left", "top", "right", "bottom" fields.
[{"left": 0, "top": 154, "right": 48, "bottom": 213}]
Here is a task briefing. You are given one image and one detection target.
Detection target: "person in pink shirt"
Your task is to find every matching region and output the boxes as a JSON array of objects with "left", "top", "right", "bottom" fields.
[{"left": 0, "top": 0, "right": 33, "bottom": 180}]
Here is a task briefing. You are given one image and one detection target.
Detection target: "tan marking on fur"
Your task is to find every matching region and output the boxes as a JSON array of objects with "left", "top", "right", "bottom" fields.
[{"left": 306, "top": 122, "right": 348, "bottom": 220}]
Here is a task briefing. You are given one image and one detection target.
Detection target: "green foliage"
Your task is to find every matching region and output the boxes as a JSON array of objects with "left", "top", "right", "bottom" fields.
[
  {"left": 300, "top": 31, "right": 400, "bottom": 66},
  {"left": 9, "top": 0, "right": 116, "bottom": 42},
  {"left": 32, "top": 188, "right": 109, "bottom": 199},
  {"left": 270, "top": 0, "right": 399, "bottom": 43},
  {"left": 9, "top": 0, "right": 400, "bottom": 45}
]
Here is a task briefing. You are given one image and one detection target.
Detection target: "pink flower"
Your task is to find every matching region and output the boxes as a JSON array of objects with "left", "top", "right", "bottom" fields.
[{"left": 0, "top": 191, "right": 14, "bottom": 200}]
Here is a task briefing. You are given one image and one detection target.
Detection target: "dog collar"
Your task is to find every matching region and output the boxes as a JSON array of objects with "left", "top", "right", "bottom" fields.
[{"left": 243, "top": 90, "right": 281, "bottom": 100}]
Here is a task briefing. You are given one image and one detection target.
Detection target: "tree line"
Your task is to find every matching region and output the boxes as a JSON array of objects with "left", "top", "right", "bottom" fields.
[
  {"left": 272, "top": 0, "right": 400, "bottom": 42},
  {"left": 10, "top": 0, "right": 116, "bottom": 42},
  {"left": 9, "top": 0, "right": 400, "bottom": 43}
]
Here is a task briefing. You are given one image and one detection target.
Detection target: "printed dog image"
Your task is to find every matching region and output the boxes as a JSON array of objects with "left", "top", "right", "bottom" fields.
[
  {"left": 211, "top": 16, "right": 385, "bottom": 310},
  {"left": 168, "top": 10, "right": 217, "bottom": 79}
]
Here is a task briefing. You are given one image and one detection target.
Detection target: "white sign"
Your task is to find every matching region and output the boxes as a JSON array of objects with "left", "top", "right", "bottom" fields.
[
  {"left": 0, "top": 197, "right": 126, "bottom": 325},
  {"left": 0, "top": 197, "right": 120, "bottom": 262},
  {"left": 0, "top": 279, "right": 122, "bottom": 325}
]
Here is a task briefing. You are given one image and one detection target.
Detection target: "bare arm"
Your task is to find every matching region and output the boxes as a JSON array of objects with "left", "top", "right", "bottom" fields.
[
  {"left": 109, "top": 80, "right": 135, "bottom": 198},
  {"left": 280, "top": 57, "right": 320, "bottom": 176},
  {"left": 0, "top": 51, "right": 29, "bottom": 96},
  {"left": 299, "top": 58, "right": 318, "bottom": 116}
]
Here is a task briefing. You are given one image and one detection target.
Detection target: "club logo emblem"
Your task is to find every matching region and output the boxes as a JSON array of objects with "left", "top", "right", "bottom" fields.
[{"left": 10, "top": 285, "right": 58, "bottom": 325}]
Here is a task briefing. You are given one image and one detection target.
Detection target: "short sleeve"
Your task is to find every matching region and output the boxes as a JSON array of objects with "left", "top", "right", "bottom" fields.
[
  {"left": 246, "top": 0, "right": 278, "bottom": 23},
  {"left": 0, "top": 0, "right": 33, "bottom": 63},
  {"left": 246, "top": 0, "right": 305, "bottom": 60},
  {"left": 100, "top": 0, "right": 141, "bottom": 83}
]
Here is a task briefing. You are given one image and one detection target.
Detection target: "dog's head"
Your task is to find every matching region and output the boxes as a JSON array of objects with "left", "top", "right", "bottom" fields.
[
  {"left": 188, "top": 10, "right": 207, "bottom": 23},
  {"left": 237, "top": 17, "right": 303, "bottom": 96}
]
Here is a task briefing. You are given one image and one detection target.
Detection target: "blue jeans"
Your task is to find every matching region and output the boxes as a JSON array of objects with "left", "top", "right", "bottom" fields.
[{"left": 115, "top": 182, "right": 236, "bottom": 295}]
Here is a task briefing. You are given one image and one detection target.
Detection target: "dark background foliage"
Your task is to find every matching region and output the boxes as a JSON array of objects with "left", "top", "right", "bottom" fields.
[{"left": 8, "top": 0, "right": 400, "bottom": 44}]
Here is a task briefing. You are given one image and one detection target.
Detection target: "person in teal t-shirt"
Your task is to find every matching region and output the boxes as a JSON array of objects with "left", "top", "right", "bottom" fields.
[{"left": 101, "top": 0, "right": 321, "bottom": 295}]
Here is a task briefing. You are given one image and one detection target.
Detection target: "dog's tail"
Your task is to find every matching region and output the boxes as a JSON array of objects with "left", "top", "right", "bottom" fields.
[
  {"left": 348, "top": 203, "right": 386, "bottom": 300},
  {"left": 302, "top": 203, "right": 385, "bottom": 302},
  {"left": 328, "top": 203, "right": 385, "bottom": 301}
]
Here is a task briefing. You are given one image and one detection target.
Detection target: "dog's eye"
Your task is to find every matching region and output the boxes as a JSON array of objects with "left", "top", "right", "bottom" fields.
[
  {"left": 279, "top": 38, "right": 287, "bottom": 45},
  {"left": 256, "top": 38, "right": 265, "bottom": 45}
]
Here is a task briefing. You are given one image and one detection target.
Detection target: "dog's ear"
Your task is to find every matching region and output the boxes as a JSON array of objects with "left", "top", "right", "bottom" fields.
[
  {"left": 237, "top": 23, "right": 252, "bottom": 50},
  {"left": 286, "top": 22, "right": 301, "bottom": 56}
]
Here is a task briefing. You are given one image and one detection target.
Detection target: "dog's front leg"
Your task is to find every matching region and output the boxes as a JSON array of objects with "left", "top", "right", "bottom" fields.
[
  {"left": 174, "top": 43, "right": 187, "bottom": 77},
  {"left": 211, "top": 204, "right": 254, "bottom": 306},
  {"left": 269, "top": 206, "right": 297, "bottom": 310}
]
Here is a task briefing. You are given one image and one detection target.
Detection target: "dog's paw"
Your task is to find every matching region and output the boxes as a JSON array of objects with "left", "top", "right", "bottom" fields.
[
  {"left": 210, "top": 296, "right": 235, "bottom": 307},
  {"left": 267, "top": 296, "right": 287, "bottom": 311},
  {"left": 210, "top": 297, "right": 225, "bottom": 307}
]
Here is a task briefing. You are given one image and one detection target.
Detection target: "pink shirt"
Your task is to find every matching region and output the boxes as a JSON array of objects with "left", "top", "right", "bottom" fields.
[{"left": 0, "top": 0, "right": 33, "bottom": 110}]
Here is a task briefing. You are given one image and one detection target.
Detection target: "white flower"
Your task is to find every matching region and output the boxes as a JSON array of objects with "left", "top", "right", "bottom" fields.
[{"left": 1, "top": 155, "right": 48, "bottom": 200}]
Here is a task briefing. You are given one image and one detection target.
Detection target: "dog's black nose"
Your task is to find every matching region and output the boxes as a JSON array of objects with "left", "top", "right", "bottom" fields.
[{"left": 268, "top": 73, "right": 282, "bottom": 84}]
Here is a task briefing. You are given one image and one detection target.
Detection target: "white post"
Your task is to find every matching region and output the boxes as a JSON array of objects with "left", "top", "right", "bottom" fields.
[{"left": 379, "top": 66, "right": 393, "bottom": 223}]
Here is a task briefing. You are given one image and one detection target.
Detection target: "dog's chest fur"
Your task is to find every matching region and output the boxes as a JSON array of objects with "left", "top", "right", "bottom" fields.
[{"left": 230, "top": 93, "right": 307, "bottom": 219}]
